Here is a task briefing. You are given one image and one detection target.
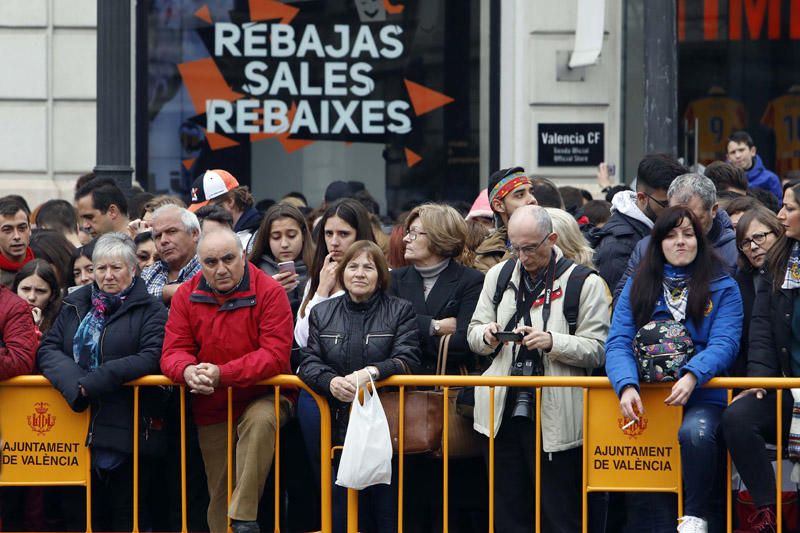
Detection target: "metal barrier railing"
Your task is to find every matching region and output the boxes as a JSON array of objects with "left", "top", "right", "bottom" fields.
[{"left": 0, "top": 375, "right": 797, "bottom": 533}]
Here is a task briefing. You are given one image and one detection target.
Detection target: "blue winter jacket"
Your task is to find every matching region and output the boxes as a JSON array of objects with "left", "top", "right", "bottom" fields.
[
  {"left": 605, "top": 269, "right": 743, "bottom": 407},
  {"left": 746, "top": 154, "right": 782, "bottom": 201}
]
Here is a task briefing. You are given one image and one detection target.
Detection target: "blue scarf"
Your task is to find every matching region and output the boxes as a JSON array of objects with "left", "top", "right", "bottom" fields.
[{"left": 73, "top": 280, "right": 135, "bottom": 370}]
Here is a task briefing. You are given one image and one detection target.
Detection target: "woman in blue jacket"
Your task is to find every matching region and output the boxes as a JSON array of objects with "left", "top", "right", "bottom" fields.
[{"left": 606, "top": 206, "right": 743, "bottom": 533}]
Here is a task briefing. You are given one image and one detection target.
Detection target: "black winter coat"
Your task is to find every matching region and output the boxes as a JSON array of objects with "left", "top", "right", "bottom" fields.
[
  {"left": 733, "top": 268, "right": 765, "bottom": 377},
  {"left": 748, "top": 274, "right": 796, "bottom": 378},
  {"left": 388, "top": 260, "right": 484, "bottom": 374},
  {"left": 297, "top": 290, "right": 421, "bottom": 396},
  {"left": 589, "top": 211, "right": 650, "bottom": 292},
  {"left": 37, "top": 279, "right": 168, "bottom": 455}
]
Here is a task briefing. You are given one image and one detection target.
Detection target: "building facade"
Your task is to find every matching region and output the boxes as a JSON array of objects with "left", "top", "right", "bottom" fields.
[{"left": 2, "top": 1, "right": 797, "bottom": 212}]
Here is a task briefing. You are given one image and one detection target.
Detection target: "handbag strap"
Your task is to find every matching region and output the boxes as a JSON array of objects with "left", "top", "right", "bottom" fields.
[{"left": 435, "top": 334, "right": 453, "bottom": 391}]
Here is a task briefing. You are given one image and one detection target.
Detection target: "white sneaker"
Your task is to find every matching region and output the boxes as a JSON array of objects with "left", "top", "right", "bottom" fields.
[{"left": 677, "top": 516, "right": 708, "bottom": 533}]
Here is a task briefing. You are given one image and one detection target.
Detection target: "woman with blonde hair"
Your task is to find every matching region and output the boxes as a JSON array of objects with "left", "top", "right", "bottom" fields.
[
  {"left": 388, "top": 203, "right": 484, "bottom": 373},
  {"left": 545, "top": 207, "right": 595, "bottom": 268}
]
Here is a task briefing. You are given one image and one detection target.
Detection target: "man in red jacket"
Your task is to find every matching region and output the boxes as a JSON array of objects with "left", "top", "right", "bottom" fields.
[
  {"left": 161, "top": 229, "right": 293, "bottom": 533},
  {"left": 0, "top": 284, "right": 36, "bottom": 378}
]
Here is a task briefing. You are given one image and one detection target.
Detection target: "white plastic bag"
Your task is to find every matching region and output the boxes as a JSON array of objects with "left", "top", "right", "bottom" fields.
[{"left": 335, "top": 374, "right": 393, "bottom": 490}]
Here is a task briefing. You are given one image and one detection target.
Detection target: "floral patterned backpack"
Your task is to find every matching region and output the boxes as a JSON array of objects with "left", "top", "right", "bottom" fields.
[{"left": 634, "top": 319, "right": 695, "bottom": 383}]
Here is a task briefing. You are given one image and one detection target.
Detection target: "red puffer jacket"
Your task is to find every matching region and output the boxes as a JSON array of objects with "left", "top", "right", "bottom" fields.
[
  {"left": 0, "top": 285, "right": 36, "bottom": 379},
  {"left": 161, "top": 263, "right": 294, "bottom": 425}
]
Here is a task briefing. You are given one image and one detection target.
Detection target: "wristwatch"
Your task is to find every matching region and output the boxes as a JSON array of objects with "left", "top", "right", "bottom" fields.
[
  {"left": 433, "top": 320, "right": 441, "bottom": 333},
  {"left": 367, "top": 366, "right": 380, "bottom": 381}
]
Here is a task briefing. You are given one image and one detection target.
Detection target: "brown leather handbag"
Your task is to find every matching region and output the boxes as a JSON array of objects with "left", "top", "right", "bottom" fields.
[
  {"left": 431, "top": 335, "right": 484, "bottom": 459},
  {"left": 381, "top": 335, "right": 445, "bottom": 454}
]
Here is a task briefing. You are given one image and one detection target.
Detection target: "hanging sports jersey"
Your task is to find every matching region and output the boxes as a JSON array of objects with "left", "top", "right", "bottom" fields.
[
  {"left": 684, "top": 96, "right": 746, "bottom": 165},
  {"left": 761, "top": 93, "right": 800, "bottom": 179}
]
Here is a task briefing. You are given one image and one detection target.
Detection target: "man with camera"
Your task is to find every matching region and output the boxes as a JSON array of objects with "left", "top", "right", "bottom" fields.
[{"left": 468, "top": 205, "right": 610, "bottom": 532}]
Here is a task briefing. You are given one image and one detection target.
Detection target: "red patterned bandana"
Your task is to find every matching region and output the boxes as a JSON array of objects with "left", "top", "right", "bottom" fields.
[{"left": 489, "top": 172, "right": 530, "bottom": 204}]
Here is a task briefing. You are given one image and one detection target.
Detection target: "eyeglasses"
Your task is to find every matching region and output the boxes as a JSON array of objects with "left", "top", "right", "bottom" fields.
[
  {"left": 738, "top": 231, "right": 774, "bottom": 251},
  {"left": 404, "top": 228, "right": 428, "bottom": 241},
  {"left": 645, "top": 193, "right": 668, "bottom": 209},
  {"left": 507, "top": 233, "right": 551, "bottom": 257}
]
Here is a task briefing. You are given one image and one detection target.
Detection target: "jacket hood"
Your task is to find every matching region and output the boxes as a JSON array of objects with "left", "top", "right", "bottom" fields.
[
  {"left": 610, "top": 191, "right": 654, "bottom": 229},
  {"left": 235, "top": 207, "right": 263, "bottom": 233},
  {"left": 748, "top": 154, "right": 767, "bottom": 177},
  {"left": 475, "top": 226, "right": 508, "bottom": 255},
  {"left": 587, "top": 196, "right": 651, "bottom": 247},
  {"left": 709, "top": 210, "right": 736, "bottom": 249}
]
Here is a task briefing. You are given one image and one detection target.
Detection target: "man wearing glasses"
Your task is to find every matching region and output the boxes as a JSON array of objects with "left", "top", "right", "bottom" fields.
[
  {"left": 613, "top": 173, "right": 739, "bottom": 299},
  {"left": 591, "top": 154, "right": 687, "bottom": 292},
  {"left": 468, "top": 205, "right": 610, "bottom": 532},
  {"left": 473, "top": 166, "right": 538, "bottom": 273}
]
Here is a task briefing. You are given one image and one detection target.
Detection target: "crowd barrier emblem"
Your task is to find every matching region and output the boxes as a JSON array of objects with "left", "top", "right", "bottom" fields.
[
  {"left": 584, "top": 387, "right": 683, "bottom": 493},
  {"left": 0, "top": 385, "right": 90, "bottom": 486}
]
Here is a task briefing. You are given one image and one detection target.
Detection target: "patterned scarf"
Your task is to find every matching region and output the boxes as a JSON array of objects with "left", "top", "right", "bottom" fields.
[
  {"left": 72, "top": 280, "right": 135, "bottom": 370},
  {"left": 783, "top": 242, "right": 800, "bottom": 290},
  {"left": 662, "top": 266, "right": 689, "bottom": 322}
]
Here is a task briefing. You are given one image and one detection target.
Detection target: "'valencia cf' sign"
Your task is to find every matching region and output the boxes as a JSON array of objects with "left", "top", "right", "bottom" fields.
[{"left": 537, "top": 123, "right": 604, "bottom": 167}]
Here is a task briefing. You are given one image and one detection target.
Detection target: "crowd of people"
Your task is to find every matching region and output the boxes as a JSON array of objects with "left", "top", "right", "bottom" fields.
[{"left": 0, "top": 129, "right": 793, "bottom": 533}]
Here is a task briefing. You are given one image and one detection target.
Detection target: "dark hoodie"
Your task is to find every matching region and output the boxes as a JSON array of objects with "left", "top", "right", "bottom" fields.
[
  {"left": 234, "top": 207, "right": 263, "bottom": 252},
  {"left": 589, "top": 191, "right": 653, "bottom": 291}
]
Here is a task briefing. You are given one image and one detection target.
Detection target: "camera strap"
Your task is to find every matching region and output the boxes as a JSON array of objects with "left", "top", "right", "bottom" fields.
[{"left": 510, "top": 252, "right": 557, "bottom": 371}]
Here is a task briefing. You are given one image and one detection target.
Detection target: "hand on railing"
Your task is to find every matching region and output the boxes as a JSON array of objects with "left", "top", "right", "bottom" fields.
[
  {"left": 731, "top": 387, "right": 767, "bottom": 402},
  {"left": 330, "top": 376, "right": 356, "bottom": 402},
  {"left": 183, "top": 364, "right": 216, "bottom": 395},
  {"left": 664, "top": 373, "right": 697, "bottom": 407}
]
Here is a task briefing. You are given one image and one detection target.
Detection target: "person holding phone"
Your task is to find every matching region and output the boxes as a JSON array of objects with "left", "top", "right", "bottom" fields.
[
  {"left": 467, "top": 206, "right": 609, "bottom": 532},
  {"left": 605, "top": 206, "right": 742, "bottom": 533},
  {"left": 294, "top": 199, "right": 375, "bottom": 348},
  {"left": 250, "top": 203, "right": 313, "bottom": 319}
]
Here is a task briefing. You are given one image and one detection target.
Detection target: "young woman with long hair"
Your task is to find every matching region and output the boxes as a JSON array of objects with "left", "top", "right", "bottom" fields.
[
  {"left": 13, "top": 258, "right": 62, "bottom": 339},
  {"left": 294, "top": 198, "right": 374, "bottom": 348},
  {"left": 249, "top": 203, "right": 314, "bottom": 319},
  {"left": 606, "top": 206, "right": 743, "bottom": 532}
]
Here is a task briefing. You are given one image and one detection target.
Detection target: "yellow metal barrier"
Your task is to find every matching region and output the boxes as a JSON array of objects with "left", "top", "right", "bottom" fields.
[{"left": 1, "top": 375, "right": 798, "bottom": 533}]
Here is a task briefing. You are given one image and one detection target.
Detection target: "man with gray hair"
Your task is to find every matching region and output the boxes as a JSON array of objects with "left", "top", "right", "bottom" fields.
[
  {"left": 141, "top": 204, "right": 201, "bottom": 305},
  {"left": 614, "top": 172, "right": 737, "bottom": 299},
  {"left": 467, "top": 205, "right": 610, "bottom": 532},
  {"left": 161, "top": 229, "right": 293, "bottom": 533}
]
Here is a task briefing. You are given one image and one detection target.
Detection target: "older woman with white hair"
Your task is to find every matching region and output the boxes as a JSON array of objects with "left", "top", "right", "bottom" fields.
[{"left": 38, "top": 232, "right": 168, "bottom": 532}]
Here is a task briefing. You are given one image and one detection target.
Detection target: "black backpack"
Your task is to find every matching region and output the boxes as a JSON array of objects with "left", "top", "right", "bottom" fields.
[{"left": 491, "top": 257, "right": 596, "bottom": 335}]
